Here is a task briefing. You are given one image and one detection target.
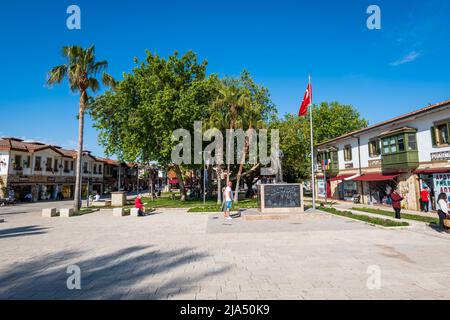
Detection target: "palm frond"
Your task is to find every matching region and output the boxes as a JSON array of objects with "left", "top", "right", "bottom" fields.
[
  {"left": 46, "top": 65, "right": 68, "bottom": 86},
  {"left": 89, "top": 78, "right": 100, "bottom": 92},
  {"left": 102, "top": 72, "right": 116, "bottom": 89}
]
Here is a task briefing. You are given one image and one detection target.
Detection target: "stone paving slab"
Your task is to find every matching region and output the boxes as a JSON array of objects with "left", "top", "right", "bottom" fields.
[{"left": 1, "top": 202, "right": 450, "bottom": 300}]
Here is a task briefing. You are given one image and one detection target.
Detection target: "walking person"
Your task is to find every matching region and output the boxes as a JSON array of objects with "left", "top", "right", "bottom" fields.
[
  {"left": 437, "top": 193, "right": 450, "bottom": 233},
  {"left": 223, "top": 181, "right": 234, "bottom": 220},
  {"left": 421, "top": 187, "right": 430, "bottom": 213},
  {"left": 391, "top": 188, "right": 403, "bottom": 219}
]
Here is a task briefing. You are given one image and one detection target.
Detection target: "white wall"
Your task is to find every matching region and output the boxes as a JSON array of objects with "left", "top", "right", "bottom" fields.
[
  {"left": 0, "top": 151, "right": 9, "bottom": 175},
  {"left": 319, "top": 104, "right": 450, "bottom": 170}
]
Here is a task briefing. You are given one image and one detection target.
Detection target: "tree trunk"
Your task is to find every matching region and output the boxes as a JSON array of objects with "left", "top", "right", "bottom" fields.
[
  {"left": 234, "top": 126, "right": 253, "bottom": 203},
  {"left": 149, "top": 169, "right": 154, "bottom": 201},
  {"left": 216, "top": 167, "right": 222, "bottom": 204},
  {"left": 207, "top": 165, "right": 213, "bottom": 198},
  {"left": 174, "top": 165, "right": 186, "bottom": 201},
  {"left": 73, "top": 93, "right": 86, "bottom": 211}
]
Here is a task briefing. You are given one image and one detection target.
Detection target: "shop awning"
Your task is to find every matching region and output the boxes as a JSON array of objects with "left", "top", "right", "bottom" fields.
[
  {"left": 414, "top": 168, "right": 450, "bottom": 174},
  {"left": 169, "top": 179, "right": 179, "bottom": 184},
  {"left": 330, "top": 174, "right": 355, "bottom": 182},
  {"left": 353, "top": 173, "right": 399, "bottom": 181}
]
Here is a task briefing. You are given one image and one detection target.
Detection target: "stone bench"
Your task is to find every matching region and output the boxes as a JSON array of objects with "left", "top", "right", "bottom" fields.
[
  {"left": 113, "top": 208, "right": 126, "bottom": 217},
  {"left": 60, "top": 208, "right": 74, "bottom": 218},
  {"left": 42, "top": 208, "right": 57, "bottom": 218},
  {"left": 130, "top": 208, "right": 140, "bottom": 217}
]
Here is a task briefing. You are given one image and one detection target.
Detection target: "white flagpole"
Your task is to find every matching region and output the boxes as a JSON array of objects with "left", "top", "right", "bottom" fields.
[{"left": 309, "top": 75, "right": 316, "bottom": 210}]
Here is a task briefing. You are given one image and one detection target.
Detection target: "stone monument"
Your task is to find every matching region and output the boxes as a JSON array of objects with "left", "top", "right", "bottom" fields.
[{"left": 257, "top": 183, "right": 304, "bottom": 214}]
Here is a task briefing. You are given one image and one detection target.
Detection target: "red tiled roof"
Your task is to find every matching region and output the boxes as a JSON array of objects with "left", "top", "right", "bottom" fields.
[{"left": 0, "top": 137, "right": 125, "bottom": 166}]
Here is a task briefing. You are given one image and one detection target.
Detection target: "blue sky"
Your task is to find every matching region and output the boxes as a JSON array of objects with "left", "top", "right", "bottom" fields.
[{"left": 1, "top": 0, "right": 449, "bottom": 157}]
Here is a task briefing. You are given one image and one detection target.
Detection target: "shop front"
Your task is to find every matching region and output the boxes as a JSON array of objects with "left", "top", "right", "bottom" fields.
[
  {"left": 416, "top": 168, "right": 450, "bottom": 211},
  {"left": 352, "top": 173, "right": 398, "bottom": 205},
  {"left": 330, "top": 175, "right": 358, "bottom": 201}
]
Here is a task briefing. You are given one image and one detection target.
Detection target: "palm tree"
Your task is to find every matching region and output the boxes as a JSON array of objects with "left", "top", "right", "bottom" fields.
[
  {"left": 46, "top": 45, "right": 115, "bottom": 210},
  {"left": 211, "top": 81, "right": 251, "bottom": 202}
]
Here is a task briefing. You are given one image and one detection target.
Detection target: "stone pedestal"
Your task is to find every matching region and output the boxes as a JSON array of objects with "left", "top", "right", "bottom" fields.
[
  {"left": 258, "top": 183, "right": 304, "bottom": 213},
  {"left": 111, "top": 191, "right": 127, "bottom": 207},
  {"left": 42, "top": 208, "right": 57, "bottom": 217},
  {"left": 113, "top": 208, "right": 125, "bottom": 217}
]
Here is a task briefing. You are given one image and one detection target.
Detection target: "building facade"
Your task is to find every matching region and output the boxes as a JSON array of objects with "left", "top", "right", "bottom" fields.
[
  {"left": 0, "top": 138, "right": 120, "bottom": 200},
  {"left": 315, "top": 99, "right": 450, "bottom": 211}
]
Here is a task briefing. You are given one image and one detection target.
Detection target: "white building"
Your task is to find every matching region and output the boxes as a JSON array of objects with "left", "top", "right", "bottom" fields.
[
  {"left": 0, "top": 138, "right": 111, "bottom": 200},
  {"left": 315, "top": 99, "right": 450, "bottom": 211}
]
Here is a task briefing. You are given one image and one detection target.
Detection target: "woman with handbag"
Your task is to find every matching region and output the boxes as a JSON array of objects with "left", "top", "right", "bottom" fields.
[
  {"left": 391, "top": 188, "right": 403, "bottom": 220},
  {"left": 437, "top": 193, "right": 450, "bottom": 233}
]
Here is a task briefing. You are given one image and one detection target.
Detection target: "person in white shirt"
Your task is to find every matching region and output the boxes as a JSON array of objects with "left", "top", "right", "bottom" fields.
[
  {"left": 437, "top": 193, "right": 450, "bottom": 233},
  {"left": 223, "top": 181, "right": 234, "bottom": 220}
]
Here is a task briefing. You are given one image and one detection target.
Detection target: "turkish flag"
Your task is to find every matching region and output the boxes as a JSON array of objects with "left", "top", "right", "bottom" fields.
[{"left": 298, "top": 82, "right": 312, "bottom": 117}]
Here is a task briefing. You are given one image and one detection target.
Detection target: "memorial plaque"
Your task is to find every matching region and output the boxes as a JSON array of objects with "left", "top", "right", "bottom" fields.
[
  {"left": 264, "top": 185, "right": 300, "bottom": 208},
  {"left": 257, "top": 184, "right": 304, "bottom": 213}
]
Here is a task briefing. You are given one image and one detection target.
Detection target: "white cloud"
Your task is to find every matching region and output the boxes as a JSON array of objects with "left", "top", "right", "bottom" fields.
[{"left": 390, "top": 51, "right": 421, "bottom": 66}]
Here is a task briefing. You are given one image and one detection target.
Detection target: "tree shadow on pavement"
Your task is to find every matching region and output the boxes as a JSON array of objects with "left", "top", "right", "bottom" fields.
[
  {"left": 0, "top": 245, "right": 231, "bottom": 300},
  {"left": 0, "top": 225, "right": 48, "bottom": 239}
]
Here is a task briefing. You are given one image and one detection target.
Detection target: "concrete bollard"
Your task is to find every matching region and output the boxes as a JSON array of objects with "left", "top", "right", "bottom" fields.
[
  {"left": 113, "top": 208, "right": 125, "bottom": 217},
  {"left": 60, "top": 208, "right": 74, "bottom": 218},
  {"left": 42, "top": 208, "right": 57, "bottom": 218},
  {"left": 130, "top": 208, "right": 140, "bottom": 217}
]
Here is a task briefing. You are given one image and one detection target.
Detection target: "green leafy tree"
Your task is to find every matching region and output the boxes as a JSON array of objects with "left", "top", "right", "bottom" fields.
[
  {"left": 274, "top": 102, "right": 368, "bottom": 182},
  {"left": 46, "top": 45, "right": 115, "bottom": 210},
  {"left": 91, "top": 50, "right": 215, "bottom": 200}
]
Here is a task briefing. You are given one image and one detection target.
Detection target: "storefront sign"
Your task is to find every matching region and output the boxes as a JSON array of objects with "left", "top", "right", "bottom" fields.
[
  {"left": 368, "top": 159, "right": 382, "bottom": 167},
  {"left": 317, "top": 178, "right": 326, "bottom": 197},
  {"left": 47, "top": 177, "right": 56, "bottom": 182},
  {"left": 431, "top": 151, "right": 450, "bottom": 162},
  {"left": 433, "top": 173, "right": 450, "bottom": 205}
]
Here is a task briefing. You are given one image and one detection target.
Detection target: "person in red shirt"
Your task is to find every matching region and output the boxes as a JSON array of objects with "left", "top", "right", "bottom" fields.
[
  {"left": 135, "top": 194, "right": 146, "bottom": 216},
  {"left": 391, "top": 188, "right": 404, "bottom": 219},
  {"left": 421, "top": 188, "right": 430, "bottom": 213}
]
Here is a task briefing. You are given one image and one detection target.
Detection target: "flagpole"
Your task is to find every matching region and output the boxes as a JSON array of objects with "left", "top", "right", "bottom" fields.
[{"left": 309, "top": 75, "right": 316, "bottom": 210}]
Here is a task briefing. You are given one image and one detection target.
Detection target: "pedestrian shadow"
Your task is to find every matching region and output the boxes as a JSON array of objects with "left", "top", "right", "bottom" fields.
[
  {"left": 0, "top": 225, "right": 48, "bottom": 239},
  {"left": 0, "top": 244, "right": 231, "bottom": 300},
  {"left": 428, "top": 223, "right": 449, "bottom": 235}
]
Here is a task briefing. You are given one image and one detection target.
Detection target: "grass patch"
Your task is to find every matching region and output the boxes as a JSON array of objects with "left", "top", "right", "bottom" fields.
[
  {"left": 188, "top": 199, "right": 258, "bottom": 213},
  {"left": 351, "top": 207, "right": 438, "bottom": 225},
  {"left": 319, "top": 207, "right": 409, "bottom": 227}
]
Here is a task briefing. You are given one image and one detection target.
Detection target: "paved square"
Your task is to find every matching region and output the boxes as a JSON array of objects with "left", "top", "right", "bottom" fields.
[{"left": 1, "top": 202, "right": 450, "bottom": 300}]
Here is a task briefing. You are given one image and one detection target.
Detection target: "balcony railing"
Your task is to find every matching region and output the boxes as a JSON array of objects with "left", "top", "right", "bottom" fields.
[{"left": 382, "top": 151, "right": 419, "bottom": 172}]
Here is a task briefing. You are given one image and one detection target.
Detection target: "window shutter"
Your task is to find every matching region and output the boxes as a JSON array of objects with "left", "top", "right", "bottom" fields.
[
  {"left": 430, "top": 127, "right": 437, "bottom": 146},
  {"left": 447, "top": 123, "right": 450, "bottom": 144}
]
